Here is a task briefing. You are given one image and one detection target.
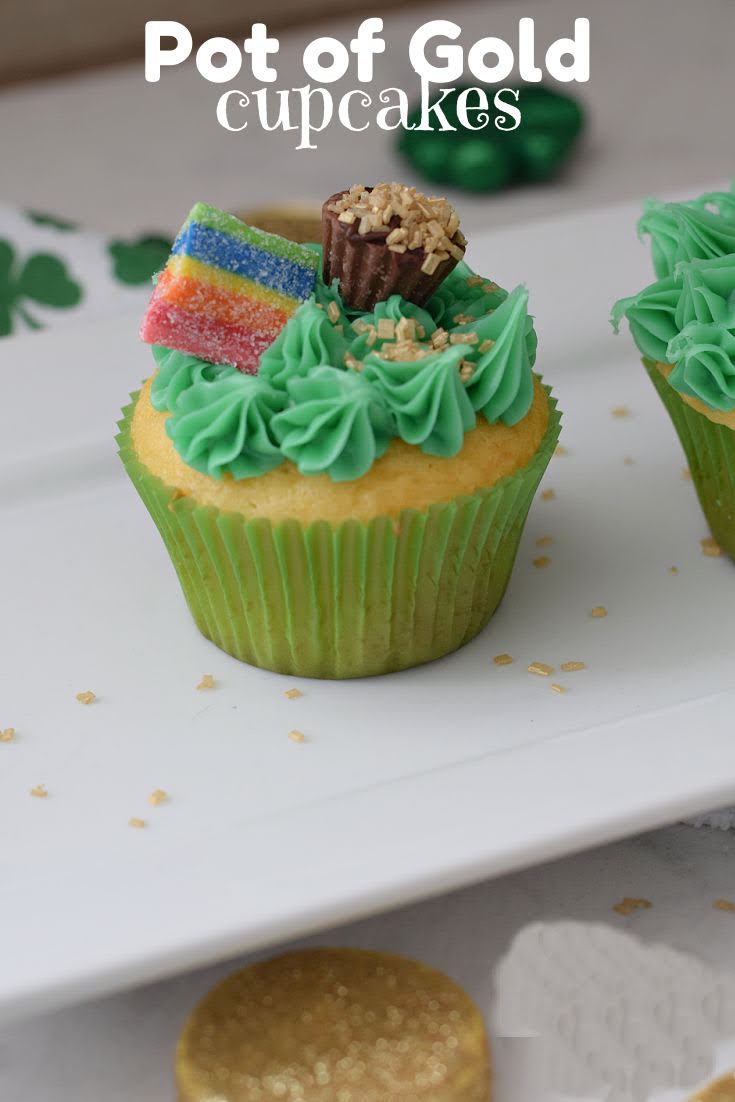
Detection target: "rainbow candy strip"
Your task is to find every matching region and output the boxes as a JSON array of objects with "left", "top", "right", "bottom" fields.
[{"left": 140, "top": 203, "right": 319, "bottom": 373}]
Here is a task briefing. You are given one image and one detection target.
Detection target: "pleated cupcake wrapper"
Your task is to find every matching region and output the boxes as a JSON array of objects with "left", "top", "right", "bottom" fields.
[
  {"left": 645, "top": 358, "right": 735, "bottom": 559},
  {"left": 118, "top": 390, "right": 561, "bottom": 679}
]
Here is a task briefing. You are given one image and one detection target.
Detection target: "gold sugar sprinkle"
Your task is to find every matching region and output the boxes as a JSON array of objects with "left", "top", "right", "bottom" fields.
[
  {"left": 670, "top": 565, "right": 679, "bottom": 575},
  {"left": 550, "top": 683, "right": 567, "bottom": 694},
  {"left": 328, "top": 183, "right": 465, "bottom": 264},
  {"left": 528, "top": 661, "right": 554, "bottom": 677},
  {"left": 591, "top": 606, "right": 608, "bottom": 618},
  {"left": 326, "top": 301, "right": 340, "bottom": 324},
  {"left": 30, "top": 784, "right": 48, "bottom": 799},
  {"left": 76, "top": 690, "right": 96, "bottom": 705},
  {"left": 611, "top": 406, "right": 631, "bottom": 418},
  {"left": 536, "top": 535, "right": 553, "bottom": 548},
  {"left": 453, "top": 313, "right": 477, "bottom": 325},
  {"left": 148, "top": 789, "right": 168, "bottom": 806},
  {"left": 0, "top": 728, "right": 15, "bottom": 742},
  {"left": 197, "top": 674, "right": 215, "bottom": 690},
  {"left": 613, "top": 897, "right": 652, "bottom": 916},
  {"left": 493, "top": 653, "right": 514, "bottom": 666},
  {"left": 483, "top": 281, "right": 499, "bottom": 293},
  {"left": 623, "top": 456, "right": 635, "bottom": 465},
  {"left": 478, "top": 338, "right": 495, "bottom": 354},
  {"left": 449, "top": 331, "right": 479, "bottom": 345},
  {"left": 376, "top": 318, "right": 395, "bottom": 340},
  {"left": 285, "top": 688, "right": 303, "bottom": 700},
  {"left": 128, "top": 817, "right": 147, "bottom": 829},
  {"left": 466, "top": 274, "right": 484, "bottom": 287},
  {"left": 554, "top": 445, "right": 568, "bottom": 457},
  {"left": 532, "top": 555, "right": 551, "bottom": 569},
  {"left": 713, "top": 899, "right": 735, "bottom": 913},
  {"left": 288, "top": 729, "right": 307, "bottom": 743},
  {"left": 701, "top": 536, "right": 722, "bottom": 557},
  {"left": 541, "top": 489, "right": 556, "bottom": 502},
  {"left": 681, "top": 467, "right": 692, "bottom": 481},
  {"left": 458, "top": 360, "right": 474, "bottom": 382},
  {"left": 560, "top": 661, "right": 586, "bottom": 673}
]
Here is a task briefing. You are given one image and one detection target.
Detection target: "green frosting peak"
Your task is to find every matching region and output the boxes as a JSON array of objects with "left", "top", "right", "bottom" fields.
[
  {"left": 638, "top": 187, "right": 735, "bottom": 278},
  {"left": 166, "top": 373, "right": 286, "bottom": 479},
  {"left": 271, "top": 366, "right": 394, "bottom": 481},
  {"left": 258, "top": 299, "right": 349, "bottom": 389},
  {"left": 362, "top": 345, "right": 475, "bottom": 456},
  {"left": 667, "top": 323, "right": 735, "bottom": 411}
]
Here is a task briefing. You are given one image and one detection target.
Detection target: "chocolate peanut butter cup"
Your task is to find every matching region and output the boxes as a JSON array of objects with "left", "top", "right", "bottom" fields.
[{"left": 322, "top": 182, "right": 466, "bottom": 311}]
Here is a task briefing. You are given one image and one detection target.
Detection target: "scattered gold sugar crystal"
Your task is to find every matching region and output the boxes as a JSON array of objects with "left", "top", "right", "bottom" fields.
[
  {"left": 326, "top": 301, "right": 340, "bottom": 324},
  {"left": 681, "top": 467, "right": 692, "bottom": 481},
  {"left": 532, "top": 555, "right": 551, "bottom": 569},
  {"left": 0, "top": 728, "right": 15, "bottom": 742},
  {"left": 76, "top": 691, "right": 96, "bottom": 705},
  {"left": 550, "top": 683, "right": 567, "bottom": 694},
  {"left": 453, "top": 313, "right": 477, "bottom": 325},
  {"left": 493, "top": 653, "right": 514, "bottom": 666},
  {"left": 713, "top": 899, "right": 735, "bottom": 913},
  {"left": 611, "top": 406, "right": 631, "bottom": 418},
  {"left": 613, "top": 897, "right": 652, "bottom": 916},
  {"left": 30, "top": 784, "right": 48, "bottom": 799},
  {"left": 560, "top": 661, "right": 586, "bottom": 673},
  {"left": 591, "top": 606, "right": 608, "bottom": 618},
  {"left": 466, "top": 274, "right": 484, "bottom": 287},
  {"left": 478, "top": 338, "right": 495, "bottom": 354},
  {"left": 196, "top": 674, "right": 215, "bottom": 690},
  {"left": 148, "top": 789, "right": 168, "bottom": 806},
  {"left": 449, "top": 331, "right": 478, "bottom": 345},
  {"left": 701, "top": 536, "right": 722, "bottom": 557},
  {"left": 536, "top": 535, "right": 553, "bottom": 548},
  {"left": 288, "top": 729, "right": 307, "bottom": 743},
  {"left": 670, "top": 565, "right": 679, "bottom": 575},
  {"left": 623, "top": 456, "right": 635, "bottom": 465},
  {"left": 541, "top": 489, "right": 556, "bottom": 502},
  {"left": 459, "top": 360, "right": 474, "bottom": 382},
  {"left": 528, "top": 661, "right": 554, "bottom": 677},
  {"left": 376, "top": 318, "right": 395, "bottom": 340},
  {"left": 285, "top": 688, "right": 303, "bottom": 700},
  {"left": 554, "top": 445, "right": 568, "bottom": 457},
  {"left": 128, "top": 817, "right": 147, "bottom": 829}
]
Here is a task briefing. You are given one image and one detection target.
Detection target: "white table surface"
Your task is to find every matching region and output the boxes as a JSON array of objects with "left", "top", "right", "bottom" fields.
[{"left": 2, "top": 0, "right": 735, "bottom": 1097}]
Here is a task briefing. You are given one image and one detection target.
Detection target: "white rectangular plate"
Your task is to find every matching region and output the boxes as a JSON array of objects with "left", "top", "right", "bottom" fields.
[{"left": 2, "top": 196, "right": 735, "bottom": 1025}]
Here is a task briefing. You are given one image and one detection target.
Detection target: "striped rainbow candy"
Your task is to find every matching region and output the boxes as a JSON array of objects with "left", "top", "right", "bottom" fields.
[{"left": 140, "top": 202, "right": 319, "bottom": 373}]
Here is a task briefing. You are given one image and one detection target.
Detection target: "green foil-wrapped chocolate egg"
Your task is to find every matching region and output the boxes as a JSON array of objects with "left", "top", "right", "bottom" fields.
[{"left": 398, "top": 85, "right": 585, "bottom": 193}]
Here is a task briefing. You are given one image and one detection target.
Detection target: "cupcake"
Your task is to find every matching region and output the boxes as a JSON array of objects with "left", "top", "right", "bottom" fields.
[
  {"left": 120, "top": 185, "right": 560, "bottom": 678},
  {"left": 613, "top": 184, "right": 735, "bottom": 558}
]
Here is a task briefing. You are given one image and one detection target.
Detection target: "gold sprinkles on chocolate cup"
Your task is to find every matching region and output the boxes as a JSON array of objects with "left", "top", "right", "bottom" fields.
[
  {"left": 322, "top": 183, "right": 466, "bottom": 311},
  {"left": 176, "top": 948, "right": 491, "bottom": 1102}
]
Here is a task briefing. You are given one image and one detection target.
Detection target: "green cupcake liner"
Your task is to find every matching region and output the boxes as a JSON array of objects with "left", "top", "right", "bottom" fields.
[
  {"left": 645, "top": 358, "right": 735, "bottom": 559},
  {"left": 117, "top": 389, "right": 561, "bottom": 678}
]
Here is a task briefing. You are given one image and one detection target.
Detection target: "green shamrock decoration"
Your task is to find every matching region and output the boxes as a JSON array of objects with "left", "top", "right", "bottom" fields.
[
  {"left": 108, "top": 234, "right": 172, "bottom": 285},
  {"left": 26, "top": 210, "right": 78, "bottom": 231},
  {"left": 0, "top": 240, "right": 83, "bottom": 336},
  {"left": 398, "top": 85, "right": 585, "bottom": 193}
]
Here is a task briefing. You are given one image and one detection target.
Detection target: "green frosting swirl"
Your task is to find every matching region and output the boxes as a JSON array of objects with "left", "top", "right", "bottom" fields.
[
  {"left": 149, "top": 257, "right": 538, "bottom": 481},
  {"left": 639, "top": 187, "right": 735, "bottom": 279},
  {"left": 362, "top": 345, "right": 475, "bottom": 456},
  {"left": 463, "top": 285, "right": 536, "bottom": 425},
  {"left": 258, "top": 299, "right": 349, "bottom": 389},
  {"left": 271, "top": 366, "right": 394, "bottom": 480},
  {"left": 150, "top": 345, "right": 229, "bottom": 411},
  {"left": 667, "top": 323, "right": 735, "bottom": 411},
  {"left": 166, "top": 372, "right": 286, "bottom": 479}
]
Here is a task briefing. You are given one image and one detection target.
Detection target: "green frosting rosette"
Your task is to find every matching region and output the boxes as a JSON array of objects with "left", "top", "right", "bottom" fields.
[
  {"left": 148, "top": 258, "right": 539, "bottom": 483},
  {"left": 272, "top": 366, "right": 395, "bottom": 481},
  {"left": 638, "top": 184, "right": 735, "bottom": 278}
]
